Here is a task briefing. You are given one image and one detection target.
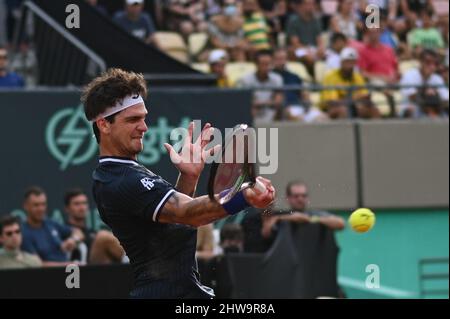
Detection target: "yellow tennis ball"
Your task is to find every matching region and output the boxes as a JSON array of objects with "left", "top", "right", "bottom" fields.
[{"left": 349, "top": 208, "right": 376, "bottom": 233}]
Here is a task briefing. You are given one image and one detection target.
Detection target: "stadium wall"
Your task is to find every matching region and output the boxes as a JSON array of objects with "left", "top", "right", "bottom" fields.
[{"left": 257, "top": 120, "right": 449, "bottom": 211}]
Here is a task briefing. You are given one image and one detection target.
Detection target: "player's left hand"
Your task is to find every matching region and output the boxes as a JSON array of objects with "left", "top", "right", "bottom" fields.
[{"left": 164, "top": 121, "right": 220, "bottom": 180}]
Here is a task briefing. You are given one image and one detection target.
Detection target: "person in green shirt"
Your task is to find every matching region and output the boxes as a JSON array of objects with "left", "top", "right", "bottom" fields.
[
  {"left": 285, "top": 0, "right": 325, "bottom": 80},
  {"left": 242, "top": 0, "right": 271, "bottom": 58},
  {"left": 0, "top": 215, "right": 42, "bottom": 269},
  {"left": 408, "top": 9, "right": 446, "bottom": 57}
]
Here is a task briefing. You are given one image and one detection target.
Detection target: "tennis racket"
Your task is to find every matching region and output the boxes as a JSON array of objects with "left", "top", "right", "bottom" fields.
[{"left": 208, "top": 124, "right": 266, "bottom": 204}]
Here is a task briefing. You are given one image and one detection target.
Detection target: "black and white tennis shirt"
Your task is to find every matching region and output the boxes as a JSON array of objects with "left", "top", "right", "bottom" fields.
[{"left": 92, "top": 156, "right": 214, "bottom": 298}]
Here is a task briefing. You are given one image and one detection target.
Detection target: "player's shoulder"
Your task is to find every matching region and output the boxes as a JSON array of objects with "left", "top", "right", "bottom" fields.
[{"left": 106, "top": 163, "right": 171, "bottom": 197}]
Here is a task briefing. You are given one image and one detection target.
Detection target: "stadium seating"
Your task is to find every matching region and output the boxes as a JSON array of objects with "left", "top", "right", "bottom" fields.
[
  {"left": 154, "top": 31, "right": 189, "bottom": 63},
  {"left": 399, "top": 60, "right": 420, "bottom": 75},
  {"left": 287, "top": 62, "right": 313, "bottom": 83},
  {"left": 188, "top": 32, "right": 208, "bottom": 58},
  {"left": 225, "top": 62, "right": 257, "bottom": 86},
  {"left": 191, "top": 63, "right": 210, "bottom": 73}
]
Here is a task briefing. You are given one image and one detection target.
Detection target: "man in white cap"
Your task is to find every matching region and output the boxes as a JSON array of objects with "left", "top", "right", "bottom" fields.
[
  {"left": 208, "top": 49, "right": 230, "bottom": 88},
  {"left": 320, "top": 47, "right": 380, "bottom": 119},
  {"left": 113, "top": 0, "right": 158, "bottom": 47}
]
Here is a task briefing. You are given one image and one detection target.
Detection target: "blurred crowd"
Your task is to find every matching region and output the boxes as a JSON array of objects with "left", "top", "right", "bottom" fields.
[
  {"left": 0, "top": 187, "right": 127, "bottom": 269},
  {"left": 0, "top": 0, "right": 448, "bottom": 121}
]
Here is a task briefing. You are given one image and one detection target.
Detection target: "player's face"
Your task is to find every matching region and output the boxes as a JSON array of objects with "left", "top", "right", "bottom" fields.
[
  {"left": 0, "top": 224, "right": 22, "bottom": 250},
  {"left": 24, "top": 194, "right": 47, "bottom": 223},
  {"left": 110, "top": 103, "right": 148, "bottom": 157},
  {"left": 66, "top": 194, "right": 89, "bottom": 220},
  {"left": 287, "top": 184, "right": 309, "bottom": 212}
]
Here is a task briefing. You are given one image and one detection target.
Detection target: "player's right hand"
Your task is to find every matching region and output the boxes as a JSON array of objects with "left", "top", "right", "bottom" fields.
[{"left": 244, "top": 176, "right": 276, "bottom": 209}]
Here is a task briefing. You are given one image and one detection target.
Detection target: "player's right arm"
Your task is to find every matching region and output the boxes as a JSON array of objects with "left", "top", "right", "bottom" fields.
[{"left": 159, "top": 177, "right": 275, "bottom": 228}]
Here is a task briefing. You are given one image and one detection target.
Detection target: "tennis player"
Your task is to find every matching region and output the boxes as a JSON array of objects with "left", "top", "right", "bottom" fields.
[{"left": 82, "top": 68, "right": 276, "bottom": 299}]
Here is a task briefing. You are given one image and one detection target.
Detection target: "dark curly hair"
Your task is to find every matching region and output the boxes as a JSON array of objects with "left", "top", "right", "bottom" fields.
[{"left": 81, "top": 68, "right": 148, "bottom": 143}]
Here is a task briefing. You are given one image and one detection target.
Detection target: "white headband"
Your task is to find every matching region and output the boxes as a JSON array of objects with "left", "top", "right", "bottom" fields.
[{"left": 92, "top": 94, "right": 144, "bottom": 122}]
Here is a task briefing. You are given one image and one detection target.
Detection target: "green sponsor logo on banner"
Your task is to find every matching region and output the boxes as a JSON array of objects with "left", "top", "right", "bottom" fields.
[{"left": 46, "top": 104, "right": 97, "bottom": 171}]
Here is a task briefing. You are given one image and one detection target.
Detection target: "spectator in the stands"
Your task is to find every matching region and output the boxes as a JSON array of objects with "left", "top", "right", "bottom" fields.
[
  {"left": 358, "top": 26, "right": 399, "bottom": 117},
  {"left": 65, "top": 189, "right": 126, "bottom": 266},
  {"left": 0, "top": 46, "right": 25, "bottom": 88},
  {"left": 85, "top": 0, "right": 108, "bottom": 16},
  {"left": 408, "top": 8, "right": 446, "bottom": 58},
  {"left": 0, "top": 215, "right": 42, "bottom": 269},
  {"left": 64, "top": 188, "right": 97, "bottom": 264},
  {"left": 325, "top": 32, "right": 348, "bottom": 71},
  {"left": 379, "top": 10, "right": 398, "bottom": 51},
  {"left": 329, "top": 0, "right": 360, "bottom": 40},
  {"left": 417, "top": 87, "right": 448, "bottom": 118},
  {"left": 5, "top": 0, "right": 24, "bottom": 44},
  {"left": 321, "top": 47, "right": 380, "bottom": 119},
  {"left": 220, "top": 223, "right": 244, "bottom": 254},
  {"left": 0, "top": 0, "right": 7, "bottom": 46},
  {"left": 358, "top": 26, "right": 399, "bottom": 86},
  {"left": 241, "top": 207, "right": 274, "bottom": 253},
  {"left": 197, "top": 223, "right": 244, "bottom": 298},
  {"left": 242, "top": 0, "right": 272, "bottom": 57},
  {"left": 400, "top": 49, "right": 449, "bottom": 117},
  {"left": 399, "top": 0, "right": 434, "bottom": 29},
  {"left": 89, "top": 230, "right": 127, "bottom": 264},
  {"left": 207, "top": 0, "right": 247, "bottom": 62},
  {"left": 259, "top": 0, "right": 288, "bottom": 42},
  {"left": 206, "top": 0, "right": 224, "bottom": 18},
  {"left": 165, "top": 0, "right": 208, "bottom": 41},
  {"left": 113, "top": 0, "right": 158, "bottom": 47},
  {"left": 196, "top": 224, "right": 215, "bottom": 260},
  {"left": 273, "top": 48, "right": 326, "bottom": 121},
  {"left": 237, "top": 50, "right": 284, "bottom": 122},
  {"left": 262, "top": 181, "right": 345, "bottom": 239},
  {"left": 209, "top": 49, "right": 231, "bottom": 87},
  {"left": 21, "top": 186, "right": 84, "bottom": 266},
  {"left": 286, "top": 0, "right": 325, "bottom": 80}
]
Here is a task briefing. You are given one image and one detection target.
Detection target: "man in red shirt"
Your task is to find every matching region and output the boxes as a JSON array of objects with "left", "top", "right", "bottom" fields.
[
  {"left": 357, "top": 26, "right": 399, "bottom": 117},
  {"left": 358, "top": 26, "right": 399, "bottom": 85}
]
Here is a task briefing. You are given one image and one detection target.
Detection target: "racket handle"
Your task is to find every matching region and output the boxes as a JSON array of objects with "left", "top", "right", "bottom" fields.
[{"left": 253, "top": 179, "right": 267, "bottom": 195}]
